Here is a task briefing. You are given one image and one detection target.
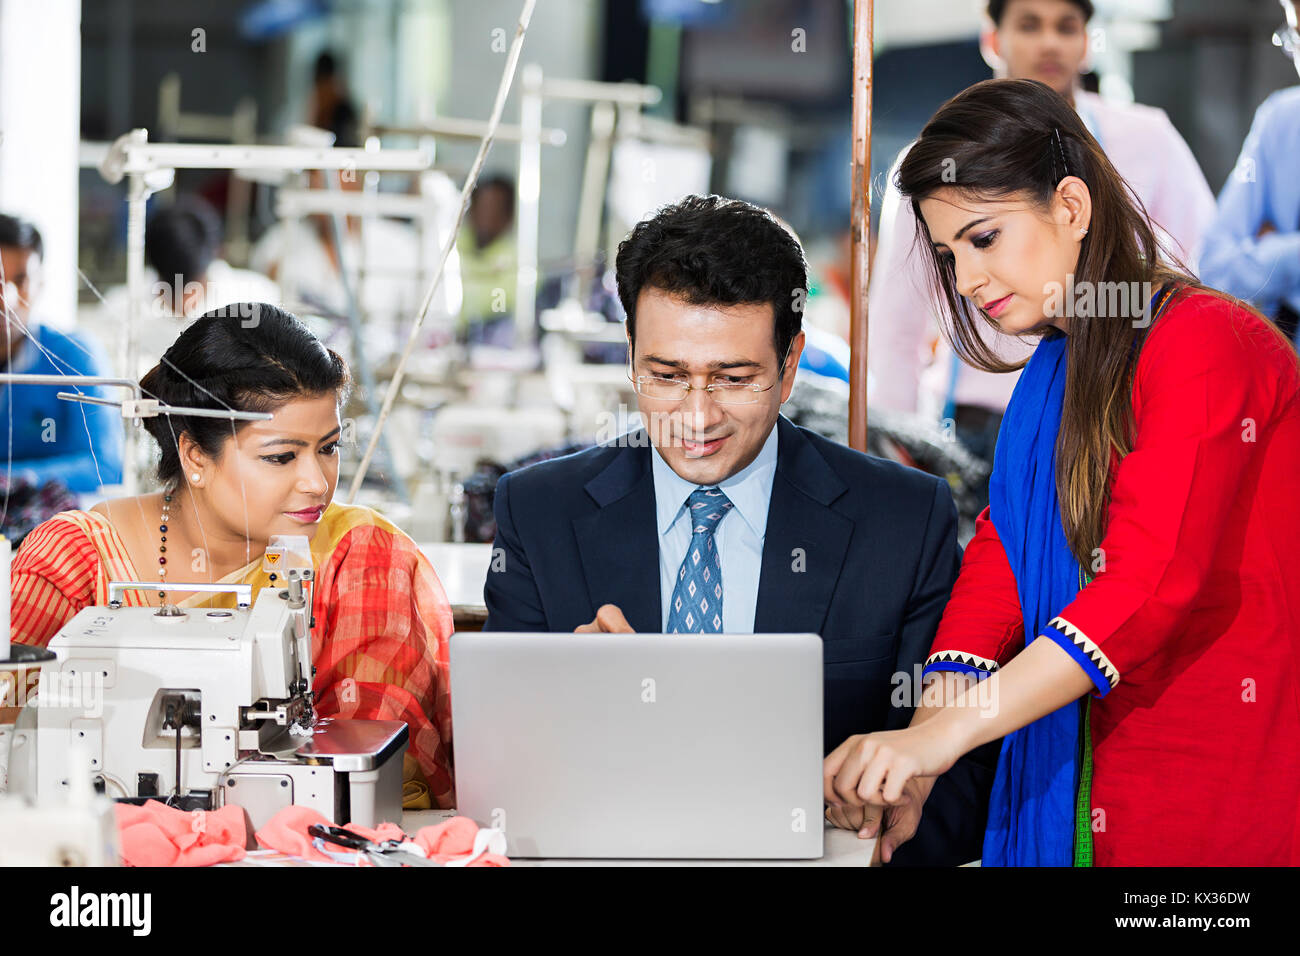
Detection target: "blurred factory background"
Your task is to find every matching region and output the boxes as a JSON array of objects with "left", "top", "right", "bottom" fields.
[{"left": 0, "top": 0, "right": 1294, "bottom": 559}]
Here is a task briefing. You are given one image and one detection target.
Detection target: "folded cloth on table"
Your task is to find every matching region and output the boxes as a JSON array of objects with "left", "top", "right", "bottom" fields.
[
  {"left": 114, "top": 802, "right": 248, "bottom": 867},
  {"left": 256, "top": 805, "right": 508, "bottom": 866}
]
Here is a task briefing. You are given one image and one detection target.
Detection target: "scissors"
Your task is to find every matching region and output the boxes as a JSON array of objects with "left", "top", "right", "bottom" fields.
[{"left": 306, "top": 824, "right": 439, "bottom": 867}]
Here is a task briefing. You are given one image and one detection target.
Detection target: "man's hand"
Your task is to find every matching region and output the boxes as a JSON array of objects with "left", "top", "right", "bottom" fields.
[
  {"left": 824, "top": 802, "right": 871, "bottom": 834},
  {"left": 574, "top": 604, "right": 635, "bottom": 633},
  {"left": 824, "top": 777, "right": 935, "bottom": 862},
  {"left": 869, "top": 777, "right": 935, "bottom": 863}
]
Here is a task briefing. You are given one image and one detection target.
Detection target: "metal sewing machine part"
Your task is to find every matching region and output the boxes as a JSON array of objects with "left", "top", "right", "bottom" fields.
[
  {"left": 263, "top": 535, "right": 316, "bottom": 735},
  {"left": 262, "top": 534, "right": 314, "bottom": 574},
  {"left": 6, "top": 567, "right": 406, "bottom": 831}
]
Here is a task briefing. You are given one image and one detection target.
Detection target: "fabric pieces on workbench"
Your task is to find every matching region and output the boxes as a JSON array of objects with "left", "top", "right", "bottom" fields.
[
  {"left": 256, "top": 806, "right": 403, "bottom": 862},
  {"left": 255, "top": 805, "right": 509, "bottom": 866},
  {"left": 112, "top": 800, "right": 508, "bottom": 867},
  {"left": 114, "top": 802, "right": 248, "bottom": 867}
]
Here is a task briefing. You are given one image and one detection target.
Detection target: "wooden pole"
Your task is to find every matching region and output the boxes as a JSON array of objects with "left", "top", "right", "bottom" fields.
[{"left": 849, "top": 0, "right": 873, "bottom": 452}]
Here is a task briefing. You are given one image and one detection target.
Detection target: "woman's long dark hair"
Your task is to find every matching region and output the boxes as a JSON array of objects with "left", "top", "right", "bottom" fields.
[
  {"left": 897, "top": 78, "right": 1204, "bottom": 564},
  {"left": 139, "top": 304, "right": 350, "bottom": 488}
]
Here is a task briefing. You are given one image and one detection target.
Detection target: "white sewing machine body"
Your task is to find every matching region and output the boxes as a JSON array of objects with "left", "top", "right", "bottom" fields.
[
  {"left": 0, "top": 793, "right": 121, "bottom": 866},
  {"left": 8, "top": 574, "right": 406, "bottom": 832}
]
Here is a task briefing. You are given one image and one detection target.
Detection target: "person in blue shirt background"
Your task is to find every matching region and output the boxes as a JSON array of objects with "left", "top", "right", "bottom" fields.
[
  {"left": 0, "top": 214, "right": 123, "bottom": 492},
  {"left": 1198, "top": 0, "right": 1300, "bottom": 343}
]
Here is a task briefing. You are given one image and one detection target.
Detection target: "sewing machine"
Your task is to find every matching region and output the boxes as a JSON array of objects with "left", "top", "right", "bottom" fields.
[
  {"left": 6, "top": 553, "right": 407, "bottom": 832},
  {"left": 0, "top": 746, "right": 121, "bottom": 866}
]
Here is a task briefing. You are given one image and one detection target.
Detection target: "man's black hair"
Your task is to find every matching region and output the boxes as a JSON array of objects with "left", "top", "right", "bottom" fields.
[
  {"left": 988, "top": 0, "right": 1094, "bottom": 25},
  {"left": 145, "top": 195, "right": 223, "bottom": 290},
  {"left": 0, "top": 214, "right": 44, "bottom": 260},
  {"left": 615, "top": 194, "right": 807, "bottom": 367}
]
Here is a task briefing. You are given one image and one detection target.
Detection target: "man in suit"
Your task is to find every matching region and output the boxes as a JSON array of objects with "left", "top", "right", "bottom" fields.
[{"left": 484, "top": 195, "right": 994, "bottom": 865}]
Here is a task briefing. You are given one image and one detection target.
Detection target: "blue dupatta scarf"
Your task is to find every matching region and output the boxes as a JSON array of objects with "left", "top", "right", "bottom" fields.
[
  {"left": 982, "top": 286, "right": 1173, "bottom": 865},
  {"left": 983, "top": 331, "right": 1082, "bottom": 866}
]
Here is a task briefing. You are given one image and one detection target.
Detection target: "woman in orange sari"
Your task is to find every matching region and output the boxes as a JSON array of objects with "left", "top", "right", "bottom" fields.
[{"left": 8, "top": 305, "right": 454, "bottom": 808}]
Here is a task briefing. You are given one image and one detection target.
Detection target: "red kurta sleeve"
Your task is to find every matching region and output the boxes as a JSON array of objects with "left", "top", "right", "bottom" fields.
[
  {"left": 1044, "top": 294, "right": 1300, "bottom": 694},
  {"left": 922, "top": 506, "right": 1025, "bottom": 680},
  {"left": 311, "top": 523, "right": 456, "bottom": 809},
  {"left": 9, "top": 516, "right": 99, "bottom": 648}
]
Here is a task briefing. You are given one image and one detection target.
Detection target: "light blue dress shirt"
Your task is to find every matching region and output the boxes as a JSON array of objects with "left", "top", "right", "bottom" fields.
[
  {"left": 650, "top": 423, "right": 778, "bottom": 633},
  {"left": 1199, "top": 86, "right": 1300, "bottom": 329}
]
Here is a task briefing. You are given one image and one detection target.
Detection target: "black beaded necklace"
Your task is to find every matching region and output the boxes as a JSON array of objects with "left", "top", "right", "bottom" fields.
[
  {"left": 157, "top": 492, "right": 172, "bottom": 604},
  {"left": 156, "top": 490, "right": 278, "bottom": 602}
]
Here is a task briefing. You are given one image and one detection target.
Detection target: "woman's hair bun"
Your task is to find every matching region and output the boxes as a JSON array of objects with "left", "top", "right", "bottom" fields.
[{"left": 138, "top": 304, "right": 350, "bottom": 487}]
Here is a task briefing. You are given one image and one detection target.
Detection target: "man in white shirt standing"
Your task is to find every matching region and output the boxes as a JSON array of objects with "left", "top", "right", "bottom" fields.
[
  {"left": 869, "top": 0, "right": 1217, "bottom": 462},
  {"left": 92, "top": 196, "right": 283, "bottom": 377}
]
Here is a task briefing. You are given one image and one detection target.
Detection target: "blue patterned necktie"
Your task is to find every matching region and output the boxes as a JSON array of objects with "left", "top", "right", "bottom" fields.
[{"left": 666, "top": 487, "right": 734, "bottom": 633}]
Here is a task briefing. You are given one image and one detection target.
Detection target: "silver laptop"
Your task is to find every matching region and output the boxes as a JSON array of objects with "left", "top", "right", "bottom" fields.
[{"left": 450, "top": 632, "right": 824, "bottom": 859}]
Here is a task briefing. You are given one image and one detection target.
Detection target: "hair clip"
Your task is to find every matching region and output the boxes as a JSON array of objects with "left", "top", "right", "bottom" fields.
[{"left": 1053, "top": 127, "right": 1070, "bottom": 181}]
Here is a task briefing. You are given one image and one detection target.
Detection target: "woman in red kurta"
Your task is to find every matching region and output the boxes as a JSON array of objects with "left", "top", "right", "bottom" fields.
[
  {"left": 824, "top": 79, "right": 1300, "bottom": 865},
  {"left": 925, "top": 290, "right": 1300, "bottom": 865}
]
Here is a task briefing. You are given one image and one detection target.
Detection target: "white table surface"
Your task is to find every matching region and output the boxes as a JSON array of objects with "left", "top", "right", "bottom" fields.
[
  {"left": 417, "top": 542, "right": 493, "bottom": 610},
  {"left": 401, "top": 809, "right": 876, "bottom": 867}
]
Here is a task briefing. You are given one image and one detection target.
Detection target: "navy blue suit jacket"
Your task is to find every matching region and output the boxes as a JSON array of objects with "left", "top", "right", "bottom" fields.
[{"left": 483, "top": 415, "right": 961, "bottom": 751}]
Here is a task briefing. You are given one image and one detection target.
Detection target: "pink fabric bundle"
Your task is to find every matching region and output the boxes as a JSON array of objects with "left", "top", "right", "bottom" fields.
[
  {"left": 113, "top": 801, "right": 508, "bottom": 867},
  {"left": 414, "top": 815, "right": 509, "bottom": 866},
  {"left": 256, "top": 805, "right": 509, "bottom": 866},
  {"left": 114, "top": 802, "right": 248, "bottom": 867}
]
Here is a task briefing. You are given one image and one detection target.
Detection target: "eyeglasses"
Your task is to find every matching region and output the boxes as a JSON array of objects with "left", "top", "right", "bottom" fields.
[
  {"left": 1273, "top": 24, "right": 1299, "bottom": 60},
  {"left": 629, "top": 370, "right": 781, "bottom": 405}
]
